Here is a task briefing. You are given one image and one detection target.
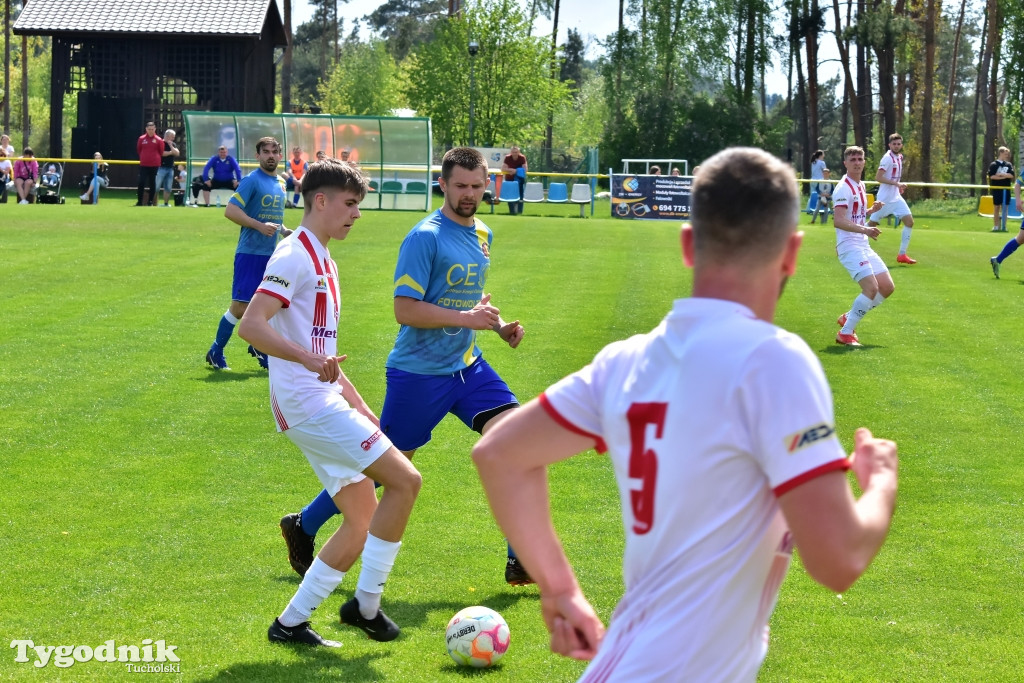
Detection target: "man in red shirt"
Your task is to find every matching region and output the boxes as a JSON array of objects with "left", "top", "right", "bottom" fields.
[
  {"left": 137, "top": 121, "right": 163, "bottom": 206},
  {"left": 501, "top": 146, "right": 528, "bottom": 215}
]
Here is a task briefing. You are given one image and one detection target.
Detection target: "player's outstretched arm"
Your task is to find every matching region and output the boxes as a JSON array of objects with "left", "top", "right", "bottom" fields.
[
  {"left": 394, "top": 293, "right": 500, "bottom": 330},
  {"left": 238, "top": 293, "right": 341, "bottom": 383},
  {"left": 473, "top": 398, "right": 606, "bottom": 659},
  {"left": 778, "top": 428, "right": 897, "bottom": 593}
]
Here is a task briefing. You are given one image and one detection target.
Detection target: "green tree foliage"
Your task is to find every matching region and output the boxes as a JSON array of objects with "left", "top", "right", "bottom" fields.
[
  {"left": 404, "top": 0, "right": 571, "bottom": 147},
  {"left": 318, "top": 39, "right": 406, "bottom": 115},
  {"left": 559, "top": 27, "right": 585, "bottom": 87},
  {"left": 1, "top": 31, "right": 53, "bottom": 154},
  {"left": 365, "top": 0, "right": 447, "bottom": 61}
]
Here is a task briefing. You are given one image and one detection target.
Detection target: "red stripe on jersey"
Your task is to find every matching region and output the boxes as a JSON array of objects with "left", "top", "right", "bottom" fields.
[
  {"left": 271, "top": 390, "right": 289, "bottom": 431},
  {"left": 255, "top": 288, "right": 290, "bottom": 308},
  {"left": 297, "top": 231, "right": 325, "bottom": 275},
  {"left": 313, "top": 291, "right": 327, "bottom": 328},
  {"left": 325, "top": 258, "right": 340, "bottom": 319},
  {"left": 538, "top": 393, "right": 608, "bottom": 453},
  {"left": 772, "top": 458, "right": 851, "bottom": 497}
]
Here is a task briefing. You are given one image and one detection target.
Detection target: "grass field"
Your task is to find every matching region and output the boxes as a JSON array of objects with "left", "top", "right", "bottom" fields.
[{"left": 2, "top": 192, "right": 1022, "bottom": 681}]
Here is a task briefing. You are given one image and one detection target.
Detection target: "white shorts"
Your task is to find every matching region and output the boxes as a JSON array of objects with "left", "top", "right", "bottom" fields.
[
  {"left": 868, "top": 196, "right": 910, "bottom": 222},
  {"left": 837, "top": 244, "right": 889, "bottom": 282},
  {"left": 284, "top": 403, "right": 393, "bottom": 496}
]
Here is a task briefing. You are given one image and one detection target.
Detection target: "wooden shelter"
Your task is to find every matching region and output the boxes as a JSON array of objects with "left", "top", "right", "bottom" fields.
[{"left": 13, "top": 0, "right": 288, "bottom": 159}]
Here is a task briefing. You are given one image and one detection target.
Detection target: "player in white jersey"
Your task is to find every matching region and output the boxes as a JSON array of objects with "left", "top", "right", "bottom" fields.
[
  {"left": 472, "top": 147, "right": 899, "bottom": 681},
  {"left": 238, "top": 159, "right": 422, "bottom": 648},
  {"left": 868, "top": 133, "right": 917, "bottom": 264},
  {"left": 833, "top": 145, "right": 893, "bottom": 346}
]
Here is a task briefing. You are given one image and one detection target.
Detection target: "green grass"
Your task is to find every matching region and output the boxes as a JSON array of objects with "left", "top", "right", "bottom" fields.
[{"left": 1, "top": 196, "right": 1022, "bottom": 680}]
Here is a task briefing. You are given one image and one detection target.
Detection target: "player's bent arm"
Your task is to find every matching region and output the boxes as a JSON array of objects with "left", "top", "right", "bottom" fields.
[
  {"left": 224, "top": 203, "right": 277, "bottom": 236},
  {"left": 394, "top": 295, "right": 499, "bottom": 331},
  {"left": 473, "top": 398, "right": 605, "bottom": 658},
  {"left": 238, "top": 293, "right": 340, "bottom": 383},
  {"left": 833, "top": 205, "right": 879, "bottom": 237},
  {"left": 778, "top": 429, "right": 897, "bottom": 593}
]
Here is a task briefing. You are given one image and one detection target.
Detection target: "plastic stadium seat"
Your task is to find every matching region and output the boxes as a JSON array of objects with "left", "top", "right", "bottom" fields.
[
  {"left": 499, "top": 181, "right": 520, "bottom": 203},
  {"left": 523, "top": 182, "right": 544, "bottom": 203},
  {"left": 547, "top": 182, "right": 568, "bottom": 203},
  {"left": 1008, "top": 200, "right": 1023, "bottom": 219},
  {"left": 805, "top": 191, "right": 819, "bottom": 214},
  {"left": 978, "top": 195, "right": 994, "bottom": 218},
  {"left": 570, "top": 183, "right": 592, "bottom": 217},
  {"left": 381, "top": 180, "right": 403, "bottom": 193},
  {"left": 369, "top": 180, "right": 379, "bottom": 192},
  {"left": 405, "top": 181, "right": 428, "bottom": 194}
]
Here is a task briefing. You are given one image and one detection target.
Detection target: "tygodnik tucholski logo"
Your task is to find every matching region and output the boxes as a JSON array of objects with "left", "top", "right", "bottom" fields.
[{"left": 10, "top": 638, "right": 180, "bottom": 672}]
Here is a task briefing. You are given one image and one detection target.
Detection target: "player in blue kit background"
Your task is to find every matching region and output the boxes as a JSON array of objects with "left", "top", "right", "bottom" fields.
[
  {"left": 205, "top": 136, "right": 290, "bottom": 371},
  {"left": 279, "top": 147, "right": 534, "bottom": 585}
]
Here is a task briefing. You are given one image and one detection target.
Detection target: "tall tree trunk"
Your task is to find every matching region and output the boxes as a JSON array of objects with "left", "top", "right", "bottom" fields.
[
  {"left": 4, "top": 0, "right": 10, "bottom": 134},
  {"left": 856, "top": 0, "right": 871, "bottom": 150},
  {"left": 832, "top": 0, "right": 863, "bottom": 146},
  {"left": 895, "top": 0, "right": 906, "bottom": 130},
  {"left": 614, "top": 0, "right": 624, "bottom": 128},
  {"left": 333, "top": 0, "right": 339, "bottom": 64},
  {"left": 20, "top": 34, "right": 27, "bottom": 144},
  {"left": 981, "top": 0, "right": 999, "bottom": 167},
  {"left": 970, "top": 11, "right": 988, "bottom": 194},
  {"left": 944, "top": 0, "right": 967, "bottom": 164},
  {"left": 744, "top": 0, "right": 755, "bottom": 101},
  {"left": 282, "top": 0, "right": 293, "bottom": 112},
  {"left": 872, "top": 0, "right": 896, "bottom": 140},
  {"left": 920, "top": 0, "right": 936, "bottom": 198},
  {"left": 804, "top": 0, "right": 819, "bottom": 153},
  {"left": 544, "top": 0, "right": 560, "bottom": 169},
  {"left": 759, "top": 9, "right": 767, "bottom": 117},
  {"left": 794, "top": 12, "right": 809, "bottom": 178}
]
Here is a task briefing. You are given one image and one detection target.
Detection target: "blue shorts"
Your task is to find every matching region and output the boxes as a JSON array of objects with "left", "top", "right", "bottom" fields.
[
  {"left": 232, "top": 252, "right": 271, "bottom": 303},
  {"left": 380, "top": 358, "right": 519, "bottom": 451}
]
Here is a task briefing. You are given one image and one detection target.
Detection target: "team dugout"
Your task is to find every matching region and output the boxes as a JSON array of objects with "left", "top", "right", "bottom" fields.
[{"left": 183, "top": 112, "right": 433, "bottom": 211}]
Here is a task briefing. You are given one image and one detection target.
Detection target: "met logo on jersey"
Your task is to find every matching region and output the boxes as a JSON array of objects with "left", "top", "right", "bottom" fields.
[{"left": 785, "top": 423, "right": 836, "bottom": 454}]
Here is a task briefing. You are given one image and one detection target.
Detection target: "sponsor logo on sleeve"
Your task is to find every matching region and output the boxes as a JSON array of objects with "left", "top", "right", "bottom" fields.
[
  {"left": 784, "top": 423, "right": 836, "bottom": 454},
  {"left": 262, "top": 274, "right": 291, "bottom": 288}
]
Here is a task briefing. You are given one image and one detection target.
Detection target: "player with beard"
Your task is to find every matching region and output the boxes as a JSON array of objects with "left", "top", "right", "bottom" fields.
[
  {"left": 205, "top": 136, "right": 290, "bottom": 370},
  {"left": 279, "top": 147, "right": 535, "bottom": 585}
]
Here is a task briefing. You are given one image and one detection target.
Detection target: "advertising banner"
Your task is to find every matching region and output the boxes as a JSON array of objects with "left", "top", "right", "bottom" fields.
[{"left": 611, "top": 174, "right": 691, "bottom": 221}]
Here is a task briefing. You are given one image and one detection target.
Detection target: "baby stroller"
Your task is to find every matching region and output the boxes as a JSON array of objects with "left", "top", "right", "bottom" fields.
[{"left": 37, "top": 163, "right": 66, "bottom": 204}]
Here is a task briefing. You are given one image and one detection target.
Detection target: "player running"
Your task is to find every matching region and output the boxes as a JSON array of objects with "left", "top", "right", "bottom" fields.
[
  {"left": 239, "top": 159, "right": 421, "bottom": 647},
  {"left": 471, "top": 147, "right": 899, "bottom": 680},
  {"left": 204, "top": 136, "right": 289, "bottom": 371},
  {"left": 279, "top": 147, "right": 534, "bottom": 586},
  {"left": 868, "top": 133, "right": 917, "bottom": 264},
  {"left": 833, "top": 146, "right": 893, "bottom": 347}
]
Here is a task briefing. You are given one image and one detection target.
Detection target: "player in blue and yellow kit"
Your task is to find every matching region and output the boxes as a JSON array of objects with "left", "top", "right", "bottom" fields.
[
  {"left": 205, "top": 136, "right": 290, "bottom": 370},
  {"left": 280, "top": 147, "right": 534, "bottom": 585}
]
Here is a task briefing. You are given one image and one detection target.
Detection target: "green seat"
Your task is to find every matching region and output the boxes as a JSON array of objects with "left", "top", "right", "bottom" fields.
[
  {"left": 381, "top": 181, "right": 403, "bottom": 193},
  {"left": 406, "top": 181, "right": 428, "bottom": 194}
]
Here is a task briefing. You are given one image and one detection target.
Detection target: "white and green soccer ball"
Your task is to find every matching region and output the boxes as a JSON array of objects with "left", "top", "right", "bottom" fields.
[{"left": 445, "top": 606, "right": 511, "bottom": 668}]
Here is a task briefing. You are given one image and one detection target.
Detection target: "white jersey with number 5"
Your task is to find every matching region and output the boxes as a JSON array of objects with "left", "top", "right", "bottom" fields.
[{"left": 540, "top": 298, "right": 850, "bottom": 682}]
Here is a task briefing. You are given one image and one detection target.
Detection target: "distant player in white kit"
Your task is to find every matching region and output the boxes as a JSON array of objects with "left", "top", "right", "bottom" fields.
[
  {"left": 472, "top": 147, "right": 899, "bottom": 680},
  {"left": 834, "top": 145, "right": 893, "bottom": 347},
  {"left": 868, "top": 132, "right": 917, "bottom": 264}
]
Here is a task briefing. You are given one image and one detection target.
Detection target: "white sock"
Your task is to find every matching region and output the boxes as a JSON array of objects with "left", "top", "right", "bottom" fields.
[
  {"left": 841, "top": 294, "right": 875, "bottom": 334},
  {"left": 279, "top": 557, "right": 345, "bottom": 627},
  {"left": 355, "top": 535, "right": 402, "bottom": 619},
  {"left": 223, "top": 310, "right": 239, "bottom": 325},
  {"left": 899, "top": 226, "right": 912, "bottom": 254},
  {"left": 872, "top": 292, "right": 886, "bottom": 307}
]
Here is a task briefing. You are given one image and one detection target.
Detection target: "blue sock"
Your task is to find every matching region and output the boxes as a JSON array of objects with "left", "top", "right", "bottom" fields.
[
  {"left": 301, "top": 489, "right": 340, "bottom": 536},
  {"left": 214, "top": 311, "right": 238, "bottom": 348},
  {"left": 507, "top": 542, "right": 517, "bottom": 559},
  {"left": 996, "top": 239, "right": 1020, "bottom": 263}
]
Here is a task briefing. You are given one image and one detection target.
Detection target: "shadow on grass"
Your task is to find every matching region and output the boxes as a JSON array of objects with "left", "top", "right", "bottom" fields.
[
  {"left": 196, "top": 651, "right": 385, "bottom": 683},
  {"left": 820, "top": 343, "right": 885, "bottom": 354},
  {"left": 199, "top": 369, "right": 266, "bottom": 383}
]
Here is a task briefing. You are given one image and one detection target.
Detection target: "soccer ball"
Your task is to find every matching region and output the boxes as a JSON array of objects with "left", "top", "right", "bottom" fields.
[{"left": 445, "top": 606, "right": 510, "bottom": 668}]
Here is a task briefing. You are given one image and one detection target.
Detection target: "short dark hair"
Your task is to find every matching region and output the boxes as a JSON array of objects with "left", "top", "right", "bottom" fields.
[
  {"left": 888, "top": 133, "right": 902, "bottom": 143},
  {"left": 302, "top": 158, "right": 369, "bottom": 207},
  {"left": 255, "top": 137, "right": 280, "bottom": 154},
  {"left": 22, "top": 146, "right": 33, "bottom": 155},
  {"left": 844, "top": 145, "right": 865, "bottom": 160},
  {"left": 690, "top": 147, "right": 797, "bottom": 263},
  {"left": 441, "top": 147, "right": 487, "bottom": 181}
]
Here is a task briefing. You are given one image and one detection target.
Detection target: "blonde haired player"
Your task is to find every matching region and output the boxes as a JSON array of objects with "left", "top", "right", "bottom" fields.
[
  {"left": 869, "top": 133, "right": 917, "bottom": 264},
  {"left": 473, "top": 147, "right": 899, "bottom": 680}
]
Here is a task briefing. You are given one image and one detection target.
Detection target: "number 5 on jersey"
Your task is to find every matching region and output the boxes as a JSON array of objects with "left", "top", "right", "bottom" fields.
[{"left": 626, "top": 402, "right": 666, "bottom": 535}]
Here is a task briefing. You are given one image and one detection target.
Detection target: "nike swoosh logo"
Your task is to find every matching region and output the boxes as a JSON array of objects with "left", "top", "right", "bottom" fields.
[{"left": 280, "top": 628, "right": 293, "bottom": 637}]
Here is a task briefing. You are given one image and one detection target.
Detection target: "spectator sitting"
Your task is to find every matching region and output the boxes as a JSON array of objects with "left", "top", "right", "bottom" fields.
[
  {"left": 649, "top": 165, "right": 662, "bottom": 175},
  {"left": 201, "top": 145, "right": 242, "bottom": 207},
  {"left": 671, "top": 167, "right": 681, "bottom": 176},
  {"left": 284, "top": 146, "right": 307, "bottom": 207},
  {"left": 0, "top": 133, "right": 13, "bottom": 157},
  {"left": 14, "top": 147, "right": 39, "bottom": 204},
  {"left": 0, "top": 149, "right": 11, "bottom": 203},
  {"left": 315, "top": 150, "right": 327, "bottom": 161},
  {"left": 40, "top": 164, "right": 60, "bottom": 189},
  {"left": 80, "top": 152, "right": 110, "bottom": 203}
]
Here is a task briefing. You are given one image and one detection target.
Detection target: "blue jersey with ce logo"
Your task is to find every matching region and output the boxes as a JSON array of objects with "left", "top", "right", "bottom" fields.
[
  {"left": 228, "top": 169, "right": 287, "bottom": 256},
  {"left": 387, "top": 209, "right": 493, "bottom": 375}
]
